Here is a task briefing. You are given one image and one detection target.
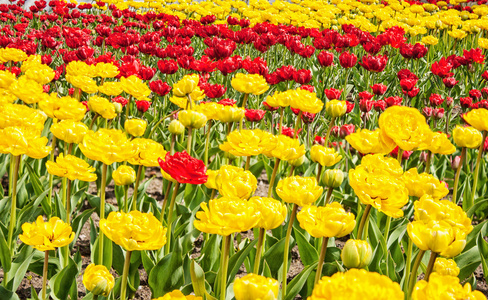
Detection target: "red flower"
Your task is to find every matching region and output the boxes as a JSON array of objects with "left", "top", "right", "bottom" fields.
[
  {"left": 359, "top": 99, "right": 373, "bottom": 112},
  {"left": 314, "top": 136, "right": 325, "bottom": 145},
  {"left": 346, "top": 101, "right": 355, "bottom": 113},
  {"left": 317, "top": 50, "right": 334, "bottom": 67},
  {"left": 216, "top": 56, "right": 242, "bottom": 76},
  {"left": 358, "top": 54, "right": 387, "bottom": 72},
  {"left": 300, "top": 85, "right": 315, "bottom": 92},
  {"left": 158, "top": 151, "right": 208, "bottom": 184},
  {"left": 390, "top": 146, "right": 413, "bottom": 160},
  {"left": 431, "top": 58, "right": 454, "bottom": 78},
  {"left": 446, "top": 97, "right": 454, "bottom": 107},
  {"left": 245, "top": 109, "right": 266, "bottom": 122},
  {"left": 370, "top": 83, "right": 387, "bottom": 95},
  {"left": 443, "top": 77, "right": 459, "bottom": 88},
  {"left": 203, "top": 83, "right": 226, "bottom": 99},
  {"left": 149, "top": 80, "right": 172, "bottom": 96},
  {"left": 293, "top": 69, "right": 311, "bottom": 84},
  {"left": 157, "top": 59, "right": 178, "bottom": 74},
  {"left": 339, "top": 51, "right": 357, "bottom": 68},
  {"left": 423, "top": 107, "right": 433, "bottom": 117},
  {"left": 374, "top": 100, "right": 386, "bottom": 112},
  {"left": 263, "top": 101, "right": 279, "bottom": 111},
  {"left": 113, "top": 96, "right": 128, "bottom": 107},
  {"left": 136, "top": 100, "right": 151, "bottom": 113},
  {"left": 301, "top": 112, "right": 316, "bottom": 124},
  {"left": 358, "top": 91, "right": 374, "bottom": 101},
  {"left": 324, "top": 88, "right": 342, "bottom": 100},
  {"left": 218, "top": 98, "right": 237, "bottom": 106},
  {"left": 397, "top": 69, "right": 418, "bottom": 80},
  {"left": 242, "top": 56, "right": 268, "bottom": 76},
  {"left": 469, "top": 89, "right": 482, "bottom": 99},
  {"left": 385, "top": 96, "right": 403, "bottom": 107},
  {"left": 433, "top": 108, "right": 445, "bottom": 119},
  {"left": 406, "top": 87, "right": 420, "bottom": 98},
  {"left": 482, "top": 70, "right": 488, "bottom": 81},
  {"left": 400, "top": 78, "right": 417, "bottom": 91},
  {"left": 460, "top": 97, "right": 473, "bottom": 109},
  {"left": 339, "top": 124, "right": 355, "bottom": 138},
  {"left": 429, "top": 93, "right": 444, "bottom": 107},
  {"left": 463, "top": 48, "right": 485, "bottom": 64},
  {"left": 281, "top": 125, "right": 302, "bottom": 138}
]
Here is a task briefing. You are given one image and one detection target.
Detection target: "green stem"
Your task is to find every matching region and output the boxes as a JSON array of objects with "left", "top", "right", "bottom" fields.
[
  {"left": 42, "top": 250, "right": 49, "bottom": 300},
  {"left": 7, "top": 155, "right": 21, "bottom": 256},
  {"left": 98, "top": 163, "right": 108, "bottom": 266},
  {"left": 452, "top": 147, "right": 466, "bottom": 205},
  {"left": 343, "top": 68, "right": 351, "bottom": 100},
  {"left": 160, "top": 182, "right": 173, "bottom": 223},
  {"left": 165, "top": 182, "right": 181, "bottom": 255},
  {"left": 408, "top": 250, "right": 426, "bottom": 297},
  {"left": 267, "top": 158, "right": 281, "bottom": 198},
  {"left": 403, "top": 239, "right": 413, "bottom": 293},
  {"left": 131, "top": 165, "right": 143, "bottom": 211},
  {"left": 316, "top": 165, "right": 323, "bottom": 183},
  {"left": 253, "top": 228, "right": 265, "bottom": 274},
  {"left": 314, "top": 237, "right": 329, "bottom": 284},
  {"left": 469, "top": 131, "right": 487, "bottom": 210},
  {"left": 187, "top": 127, "right": 193, "bottom": 155},
  {"left": 424, "top": 252, "right": 438, "bottom": 281},
  {"left": 383, "top": 216, "right": 392, "bottom": 276},
  {"left": 148, "top": 109, "right": 182, "bottom": 139},
  {"left": 397, "top": 148, "right": 404, "bottom": 164},
  {"left": 240, "top": 94, "right": 249, "bottom": 130},
  {"left": 204, "top": 120, "right": 212, "bottom": 166},
  {"left": 120, "top": 250, "right": 132, "bottom": 300},
  {"left": 282, "top": 204, "right": 298, "bottom": 300},
  {"left": 323, "top": 117, "right": 336, "bottom": 147},
  {"left": 47, "top": 137, "right": 56, "bottom": 217},
  {"left": 8, "top": 154, "right": 13, "bottom": 198},
  {"left": 424, "top": 151, "right": 432, "bottom": 174},
  {"left": 244, "top": 156, "right": 251, "bottom": 171},
  {"left": 219, "top": 235, "right": 231, "bottom": 300},
  {"left": 357, "top": 204, "right": 372, "bottom": 240},
  {"left": 294, "top": 111, "right": 302, "bottom": 139},
  {"left": 279, "top": 108, "right": 284, "bottom": 134},
  {"left": 123, "top": 185, "right": 129, "bottom": 213},
  {"left": 324, "top": 188, "right": 334, "bottom": 205}
]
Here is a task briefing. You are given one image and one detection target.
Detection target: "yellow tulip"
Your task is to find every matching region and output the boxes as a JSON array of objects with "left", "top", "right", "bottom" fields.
[
  {"left": 129, "top": 138, "right": 167, "bottom": 167},
  {"left": 412, "top": 273, "right": 485, "bottom": 300},
  {"left": 39, "top": 95, "right": 86, "bottom": 121},
  {"left": 215, "top": 165, "right": 257, "bottom": 199},
  {"left": 178, "top": 110, "right": 207, "bottom": 129},
  {"left": 25, "top": 65, "right": 55, "bottom": 85},
  {"left": 297, "top": 203, "right": 356, "bottom": 238},
  {"left": 402, "top": 168, "right": 448, "bottom": 199},
  {"left": 9, "top": 76, "right": 44, "bottom": 104},
  {"left": 168, "top": 120, "right": 185, "bottom": 135},
  {"left": 152, "top": 290, "right": 202, "bottom": 300},
  {"left": 433, "top": 257, "right": 460, "bottom": 277},
  {"left": 98, "top": 81, "right": 123, "bottom": 96},
  {"left": 249, "top": 197, "right": 287, "bottom": 230},
  {"left": 100, "top": 211, "right": 167, "bottom": 251},
  {"left": 220, "top": 129, "right": 277, "bottom": 157},
  {"left": 0, "top": 127, "right": 51, "bottom": 159},
  {"left": 290, "top": 89, "right": 323, "bottom": 114},
  {"left": 452, "top": 125, "right": 483, "bottom": 148},
  {"left": 418, "top": 131, "right": 455, "bottom": 154},
  {"left": 215, "top": 105, "right": 245, "bottom": 123},
  {"left": 341, "top": 239, "right": 373, "bottom": 269},
  {"left": 124, "top": 119, "right": 147, "bottom": 137},
  {"left": 88, "top": 96, "right": 117, "bottom": 119},
  {"left": 50, "top": 120, "right": 89, "bottom": 144},
  {"left": 231, "top": 73, "right": 269, "bottom": 95},
  {"left": 0, "top": 47, "right": 27, "bottom": 62},
  {"left": 325, "top": 100, "right": 347, "bottom": 118},
  {"left": 120, "top": 75, "right": 151, "bottom": 100},
  {"left": 112, "top": 165, "right": 136, "bottom": 186},
  {"left": 233, "top": 274, "right": 279, "bottom": 300},
  {"left": 310, "top": 145, "right": 342, "bottom": 167},
  {"left": 321, "top": 169, "right": 344, "bottom": 188},
  {"left": 276, "top": 176, "right": 323, "bottom": 206},
  {"left": 346, "top": 128, "right": 397, "bottom": 155},
  {"left": 0, "top": 70, "right": 16, "bottom": 89},
  {"left": 19, "top": 216, "right": 75, "bottom": 251},
  {"left": 46, "top": 153, "right": 97, "bottom": 182},
  {"left": 82, "top": 264, "right": 115, "bottom": 297},
  {"left": 80, "top": 129, "right": 137, "bottom": 165},
  {"left": 265, "top": 134, "right": 305, "bottom": 161},
  {"left": 95, "top": 62, "right": 120, "bottom": 78},
  {"left": 173, "top": 74, "right": 199, "bottom": 97}
]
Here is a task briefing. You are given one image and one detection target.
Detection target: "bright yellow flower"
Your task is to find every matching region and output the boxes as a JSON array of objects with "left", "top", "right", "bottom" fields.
[
  {"left": 297, "top": 203, "right": 355, "bottom": 238},
  {"left": 233, "top": 274, "right": 279, "bottom": 300},
  {"left": 189, "top": 86, "right": 206, "bottom": 101},
  {"left": 248, "top": 197, "right": 287, "bottom": 230},
  {"left": 87, "top": 96, "right": 117, "bottom": 119},
  {"left": 290, "top": 89, "right": 323, "bottom": 114},
  {"left": 66, "top": 61, "right": 97, "bottom": 77},
  {"left": 453, "top": 125, "right": 483, "bottom": 148},
  {"left": 276, "top": 176, "right": 323, "bottom": 206},
  {"left": 265, "top": 90, "right": 294, "bottom": 108},
  {"left": 0, "top": 88, "right": 16, "bottom": 105},
  {"left": 215, "top": 105, "right": 245, "bottom": 123},
  {"left": 20, "top": 55, "right": 42, "bottom": 73},
  {"left": 448, "top": 29, "right": 467, "bottom": 39},
  {"left": 100, "top": 211, "right": 167, "bottom": 251},
  {"left": 310, "top": 145, "right": 342, "bottom": 167},
  {"left": 124, "top": 119, "right": 147, "bottom": 137},
  {"left": 95, "top": 62, "right": 120, "bottom": 78},
  {"left": 0, "top": 70, "right": 16, "bottom": 89},
  {"left": 479, "top": 38, "right": 488, "bottom": 50},
  {"left": 379, "top": 106, "right": 431, "bottom": 151},
  {"left": 80, "top": 129, "right": 137, "bottom": 165},
  {"left": 402, "top": 168, "right": 448, "bottom": 199},
  {"left": 169, "top": 96, "right": 189, "bottom": 109},
  {"left": 412, "top": 273, "right": 485, "bottom": 300},
  {"left": 220, "top": 129, "right": 277, "bottom": 156},
  {"left": 204, "top": 169, "right": 219, "bottom": 190},
  {"left": 433, "top": 257, "right": 460, "bottom": 277},
  {"left": 309, "top": 269, "right": 404, "bottom": 299},
  {"left": 39, "top": 95, "right": 86, "bottom": 121},
  {"left": 66, "top": 74, "right": 98, "bottom": 94},
  {"left": 325, "top": 100, "right": 347, "bottom": 118},
  {"left": 194, "top": 102, "right": 222, "bottom": 120},
  {"left": 50, "top": 120, "right": 88, "bottom": 144},
  {"left": 25, "top": 65, "right": 55, "bottom": 85},
  {"left": 112, "top": 165, "right": 136, "bottom": 186},
  {"left": 341, "top": 239, "right": 373, "bottom": 269},
  {"left": 173, "top": 74, "right": 199, "bottom": 97},
  {"left": 321, "top": 169, "right": 344, "bottom": 188},
  {"left": 98, "top": 81, "right": 123, "bottom": 96},
  {"left": 83, "top": 264, "right": 115, "bottom": 297},
  {"left": 178, "top": 110, "right": 207, "bottom": 129},
  {"left": 9, "top": 76, "right": 44, "bottom": 104},
  {"left": 0, "top": 127, "right": 51, "bottom": 159},
  {"left": 153, "top": 290, "right": 202, "bottom": 300},
  {"left": 194, "top": 197, "right": 261, "bottom": 236},
  {"left": 120, "top": 75, "right": 151, "bottom": 100},
  {"left": 215, "top": 165, "right": 257, "bottom": 199},
  {"left": 421, "top": 35, "right": 439, "bottom": 45},
  {"left": 231, "top": 73, "right": 269, "bottom": 95},
  {"left": 0, "top": 47, "right": 27, "bottom": 62},
  {"left": 19, "top": 216, "right": 74, "bottom": 251},
  {"left": 0, "top": 103, "right": 47, "bottom": 134},
  {"left": 418, "top": 131, "right": 455, "bottom": 154},
  {"left": 265, "top": 134, "right": 306, "bottom": 161},
  {"left": 346, "top": 128, "right": 397, "bottom": 154},
  {"left": 359, "top": 154, "right": 404, "bottom": 177},
  {"left": 46, "top": 153, "right": 97, "bottom": 182}
]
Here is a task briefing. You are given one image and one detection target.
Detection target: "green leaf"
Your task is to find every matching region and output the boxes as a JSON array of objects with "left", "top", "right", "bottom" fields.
[
  {"left": 455, "top": 246, "right": 481, "bottom": 281},
  {"left": 263, "top": 236, "right": 295, "bottom": 277},
  {"left": 477, "top": 233, "right": 488, "bottom": 283},
  {"left": 190, "top": 259, "right": 206, "bottom": 297},
  {"left": 53, "top": 258, "right": 79, "bottom": 300},
  {"left": 294, "top": 228, "right": 318, "bottom": 266},
  {"left": 0, "top": 224, "right": 11, "bottom": 272},
  {"left": 0, "top": 286, "right": 19, "bottom": 300},
  {"left": 70, "top": 208, "right": 95, "bottom": 249},
  {"left": 7, "top": 246, "right": 35, "bottom": 291},
  {"left": 91, "top": 235, "right": 113, "bottom": 270},
  {"left": 148, "top": 248, "right": 184, "bottom": 297},
  {"left": 227, "top": 239, "right": 258, "bottom": 282},
  {"left": 284, "top": 262, "right": 318, "bottom": 300},
  {"left": 200, "top": 234, "right": 222, "bottom": 273}
]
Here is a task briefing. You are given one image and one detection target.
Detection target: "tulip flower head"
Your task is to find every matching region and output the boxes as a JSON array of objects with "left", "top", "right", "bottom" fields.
[
  {"left": 234, "top": 274, "right": 279, "bottom": 300},
  {"left": 297, "top": 203, "right": 356, "bottom": 238},
  {"left": 276, "top": 176, "right": 323, "bottom": 206},
  {"left": 83, "top": 264, "right": 115, "bottom": 297},
  {"left": 158, "top": 151, "right": 208, "bottom": 184},
  {"left": 46, "top": 153, "right": 97, "bottom": 182},
  {"left": 19, "top": 216, "right": 75, "bottom": 251}
]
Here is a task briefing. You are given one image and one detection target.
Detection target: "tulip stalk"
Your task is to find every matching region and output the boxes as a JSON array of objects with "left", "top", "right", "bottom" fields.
[
  {"left": 98, "top": 163, "right": 108, "bottom": 265},
  {"left": 7, "top": 155, "right": 21, "bottom": 256},
  {"left": 187, "top": 127, "right": 193, "bottom": 154},
  {"left": 123, "top": 185, "right": 129, "bottom": 213},
  {"left": 131, "top": 165, "right": 143, "bottom": 211},
  {"left": 452, "top": 147, "right": 467, "bottom": 204},
  {"left": 165, "top": 182, "right": 181, "bottom": 255},
  {"left": 356, "top": 204, "right": 372, "bottom": 240},
  {"left": 219, "top": 235, "right": 231, "bottom": 300},
  {"left": 244, "top": 156, "right": 251, "bottom": 171},
  {"left": 403, "top": 239, "right": 413, "bottom": 294},
  {"left": 204, "top": 120, "right": 213, "bottom": 166},
  {"left": 323, "top": 117, "right": 336, "bottom": 147},
  {"left": 160, "top": 182, "right": 173, "bottom": 223},
  {"left": 120, "top": 250, "right": 132, "bottom": 300},
  {"left": 407, "top": 250, "right": 426, "bottom": 297},
  {"left": 42, "top": 250, "right": 49, "bottom": 300},
  {"left": 267, "top": 158, "right": 280, "bottom": 198},
  {"left": 314, "top": 237, "right": 329, "bottom": 284},
  {"left": 424, "top": 151, "right": 432, "bottom": 174},
  {"left": 316, "top": 165, "right": 322, "bottom": 183},
  {"left": 279, "top": 108, "right": 284, "bottom": 134},
  {"left": 253, "top": 228, "right": 265, "bottom": 274},
  {"left": 240, "top": 94, "right": 249, "bottom": 130},
  {"left": 46, "top": 136, "right": 57, "bottom": 217},
  {"left": 324, "top": 187, "right": 334, "bottom": 205},
  {"left": 468, "top": 131, "right": 487, "bottom": 210},
  {"left": 282, "top": 203, "right": 298, "bottom": 300},
  {"left": 424, "top": 252, "right": 438, "bottom": 281}
]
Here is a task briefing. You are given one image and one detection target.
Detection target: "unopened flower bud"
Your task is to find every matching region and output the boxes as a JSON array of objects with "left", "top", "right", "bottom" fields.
[
  {"left": 113, "top": 102, "right": 123, "bottom": 113},
  {"left": 451, "top": 155, "right": 461, "bottom": 169},
  {"left": 178, "top": 110, "right": 207, "bottom": 129},
  {"left": 168, "top": 119, "right": 185, "bottom": 135},
  {"left": 326, "top": 100, "right": 347, "bottom": 118},
  {"left": 289, "top": 155, "right": 305, "bottom": 167},
  {"left": 341, "top": 239, "right": 373, "bottom": 269},
  {"left": 321, "top": 169, "right": 344, "bottom": 188},
  {"left": 124, "top": 118, "right": 147, "bottom": 137},
  {"left": 112, "top": 165, "right": 136, "bottom": 186}
]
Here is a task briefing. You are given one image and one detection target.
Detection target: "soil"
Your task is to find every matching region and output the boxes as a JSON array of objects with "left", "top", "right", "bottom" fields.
[{"left": 2, "top": 168, "right": 488, "bottom": 299}]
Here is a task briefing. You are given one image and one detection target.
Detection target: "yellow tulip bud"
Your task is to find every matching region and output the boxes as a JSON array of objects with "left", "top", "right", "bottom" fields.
[
  {"left": 124, "top": 119, "right": 147, "bottom": 137},
  {"left": 82, "top": 264, "right": 115, "bottom": 297},
  {"left": 173, "top": 74, "right": 199, "bottom": 97},
  {"left": 452, "top": 125, "right": 482, "bottom": 149},
  {"left": 112, "top": 165, "right": 136, "bottom": 186},
  {"left": 233, "top": 274, "right": 279, "bottom": 300},
  {"left": 168, "top": 119, "right": 185, "bottom": 135},
  {"left": 341, "top": 239, "right": 373, "bottom": 269},
  {"left": 325, "top": 100, "right": 347, "bottom": 118},
  {"left": 288, "top": 154, "right": 305, "bottom": 167},
  {"left": 215, "top": 105, "right": 245, "bottom": 123},
  {"left": 178, "top": 110, "right": 207, "bottom": 129},
  {"left": 433, "top": 257, "right": 460, "bottom": 277},
  {"left": 113, "top": 102, "right": 123, "bottom": 113},
  {"left": 321, "top": 169, "right": 344, "bottom": 188}
]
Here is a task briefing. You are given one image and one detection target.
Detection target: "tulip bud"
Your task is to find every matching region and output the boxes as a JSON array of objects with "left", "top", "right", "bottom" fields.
[
  {"left": 112, "top": 165, "right": 136, "bottom": 186},
  {"left": 321, "top": 169, "right": 344, "bottom": 188},
  {"left": 433, "top": 257, "right": 460, "bottom": 276},
  {"left": 82, "top": 264, "right": 115, "bottom": 297},
  {"left": 289, "top": 155, "right": 305, "bottom": 167},
  {"left": 326, "top": 100, "right": 347, "bottom": 118},
  {"left": 178, "top": 110, "right": 207, "bottom": 129},
  {"left": 113, "top": 102, "right": 123, "bottom": 113},
  {"left": 451, "top": 155, "right": 461, "bottom": 169},
  {"left": 419, "top": 151, "right": 429, "bottom": 162},
  {"left": 341, "top": 239, "right": 373, "bottom": 269},
  {"left": 168, "top": 119, "right": 185, "bottom": 135},
  {"left": 124, "top": 119, "right": 147, "bottom": 137}
]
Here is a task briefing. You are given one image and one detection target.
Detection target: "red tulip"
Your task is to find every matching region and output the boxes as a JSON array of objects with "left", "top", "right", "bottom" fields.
[
  {"left": 245, "top": 109, "right": 266, "bottom": 122},
  {"left": 158, "top": 151, "right": 208, "bottom": 184},
  {"left": 374, "top": 100, "right": 386, "bottom": 112},
  {"left": 136, "top": 100, "right": 151, "bottom": 113},
  {"left": 370, "top": 83, "right": 387, "bottom": 95},
  {"left": 443, "top": 77, "right": 459, "bottom": 88},
  {"left": 359, "top": 54, "right": 387, "bottom": 73},
  {"left": 400, "top": 78, "right": 417, "bottom": 91},
  {"left": 317, "top": 50, "right": 334, "bottom": 67},
  {"left": 149, "top": 80, "right": 172, "bottom": 96},
  {"left": 385, "top": 96, "right": 403, "bottom": 107},
  {"left": 429, "top": 94, "right": 444, "bottom": 107},
  {"left": 339, "top": 51, "right": 357, "bottom": 68},
  {"left": 324, "top": 88, "right": 342, "bottom": 100}
]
